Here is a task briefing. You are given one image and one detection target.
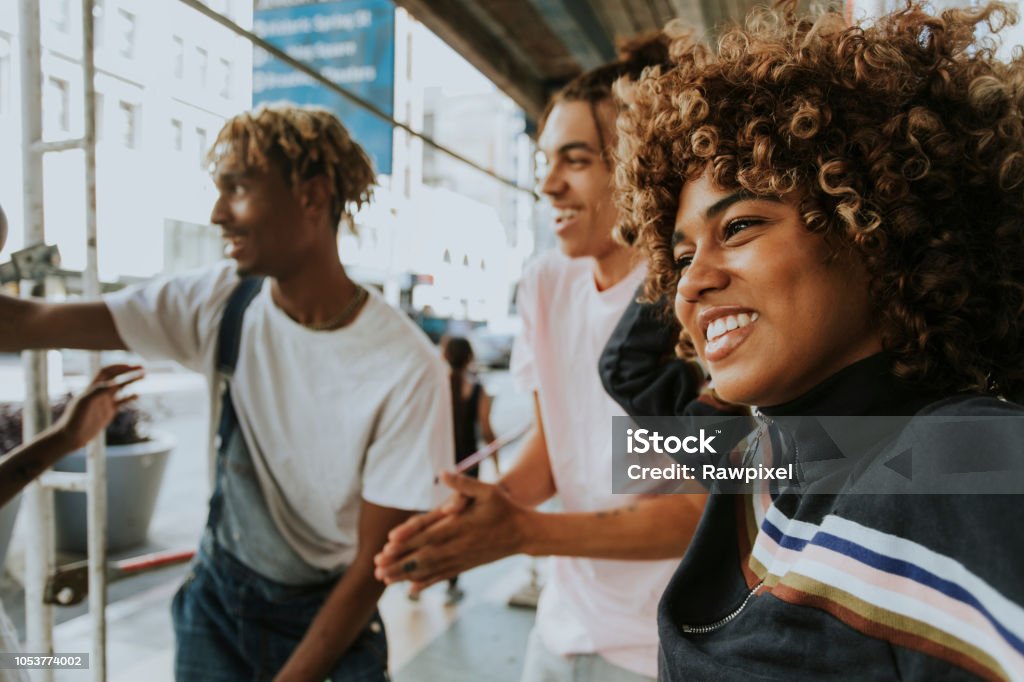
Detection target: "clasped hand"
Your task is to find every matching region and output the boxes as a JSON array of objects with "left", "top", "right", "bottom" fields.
[{"left": 373, "top": 471, "right": 530, "bottom": 594}]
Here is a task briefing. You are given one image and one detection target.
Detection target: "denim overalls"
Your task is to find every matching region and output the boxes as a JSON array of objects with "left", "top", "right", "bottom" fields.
[{"left": 171, "top": 277, "right": 388, "bottom": 682}]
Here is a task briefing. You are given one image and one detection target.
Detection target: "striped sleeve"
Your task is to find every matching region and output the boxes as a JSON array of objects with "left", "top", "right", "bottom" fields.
[{"left": 748, "top": 495, "right": 1024, "bottom": 681}]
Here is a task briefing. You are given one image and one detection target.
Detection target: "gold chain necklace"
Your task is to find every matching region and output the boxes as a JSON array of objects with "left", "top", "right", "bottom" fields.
[{"left": 304, "top": 284, "right": 368, "bottom": 331}]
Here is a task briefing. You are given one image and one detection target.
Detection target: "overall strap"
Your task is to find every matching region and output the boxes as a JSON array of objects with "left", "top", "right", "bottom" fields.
[
  {"left": 208, "top": 276, "right": 263, "bottom": 535},
  {"left": 217, "top": 276, "right": 264, "bottom": 377},
  {"left": 215, "top": 276, "right": 263, "bottom": 445}
]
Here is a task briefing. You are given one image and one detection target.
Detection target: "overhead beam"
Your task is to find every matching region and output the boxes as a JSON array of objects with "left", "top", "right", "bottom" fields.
[
  {"left": 525, "top": 0, "right": 617, "bottom": 70},
  {"left": 392, "top": 0, "right": 550, "bottom": 121}
]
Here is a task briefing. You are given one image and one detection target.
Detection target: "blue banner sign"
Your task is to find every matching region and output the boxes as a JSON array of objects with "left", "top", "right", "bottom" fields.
[{"left": 253, "top": 0, "right": 395, "bottom": 174}]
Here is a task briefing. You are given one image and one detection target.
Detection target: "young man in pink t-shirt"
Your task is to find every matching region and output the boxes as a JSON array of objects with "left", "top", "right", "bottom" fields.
[{"left": 375, "top": 38, "right": 708, "bottom": 681}]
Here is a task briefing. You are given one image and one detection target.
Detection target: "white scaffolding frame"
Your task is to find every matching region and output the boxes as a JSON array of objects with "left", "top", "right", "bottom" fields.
[{"left": 18, "top": 1, "right": 106, "bottom": 680}]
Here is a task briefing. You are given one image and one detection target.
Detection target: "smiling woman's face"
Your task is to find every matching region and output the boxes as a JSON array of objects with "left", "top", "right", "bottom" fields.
[{"left": 672, "top": 171, "right": 884, "bottom": 407}]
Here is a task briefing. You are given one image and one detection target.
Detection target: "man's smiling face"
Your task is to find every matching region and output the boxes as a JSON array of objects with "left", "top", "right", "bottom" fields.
[
  {"left": 208, "top": 154, "right": 326, "bottom": 279},
  {"left": 536, "top": 100, "right": 620, "bottom": 260}
]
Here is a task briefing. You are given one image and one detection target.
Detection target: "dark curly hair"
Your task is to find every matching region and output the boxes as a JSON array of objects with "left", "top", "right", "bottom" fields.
[{"left": 616, "top": 1, "right": 1024, "bottom": 398}]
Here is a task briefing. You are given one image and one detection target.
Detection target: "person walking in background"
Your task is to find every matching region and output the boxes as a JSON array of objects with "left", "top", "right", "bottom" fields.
[
  {"left": 439, "top": 335, "right": 497, "bottom": 605},
  {"left": 442, "top": 335, "right": 497, "bottom": 481}
]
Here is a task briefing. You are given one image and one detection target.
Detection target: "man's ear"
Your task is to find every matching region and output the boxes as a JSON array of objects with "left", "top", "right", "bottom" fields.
[{"left": 299, "top": 176, "right": 332, "bottom": 220}]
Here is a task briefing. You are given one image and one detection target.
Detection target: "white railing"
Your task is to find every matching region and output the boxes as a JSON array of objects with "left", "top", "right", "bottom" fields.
[{"left": 18, "top": 1, "right": 105, "bottom": 679}]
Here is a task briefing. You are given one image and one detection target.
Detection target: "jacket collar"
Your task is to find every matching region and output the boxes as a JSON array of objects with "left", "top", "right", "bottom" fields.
[{"left": 759, "top": 353, "right": 939, "bottom": 418}]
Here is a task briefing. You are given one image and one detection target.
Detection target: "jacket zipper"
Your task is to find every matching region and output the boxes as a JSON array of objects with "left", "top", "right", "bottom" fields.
[
  {"left": 684, "top": 405, "right": 794, "bottom": 634},
  {"left": 679, "top": 579, "right": 765, "bottom": 634},
  {"left": 680, "top": 410, "right": 778, "bottom": 636}
]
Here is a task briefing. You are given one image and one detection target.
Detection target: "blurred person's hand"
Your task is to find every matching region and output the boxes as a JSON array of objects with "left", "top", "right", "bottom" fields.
[
  {"left": 373, "top": 471, "right": 530, "bottom": 593},
  {"left": 54, "top": 364, "right": 144, "bottom": 451}
]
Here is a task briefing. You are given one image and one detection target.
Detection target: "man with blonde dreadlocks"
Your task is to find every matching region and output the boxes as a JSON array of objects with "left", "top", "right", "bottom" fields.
[{"left": 0, "top": 104, "right": 454, "bottom": 681}]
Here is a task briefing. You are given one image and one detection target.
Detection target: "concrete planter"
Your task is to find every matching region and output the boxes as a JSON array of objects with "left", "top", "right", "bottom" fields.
[{"left": 53, "top": 433, "right": 174, "bottom": 553}]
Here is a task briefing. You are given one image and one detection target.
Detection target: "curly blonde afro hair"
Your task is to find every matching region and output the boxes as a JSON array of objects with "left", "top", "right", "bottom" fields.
[
  {"left": 209, "top": 103, "right": 375, "bottom": 233},
  {"left": 617, "top": 1, "right": 1024, "bottom": 398}
]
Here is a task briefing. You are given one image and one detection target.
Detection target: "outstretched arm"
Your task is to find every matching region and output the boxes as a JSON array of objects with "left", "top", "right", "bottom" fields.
[
  {"left": 0, "top": 364, "right": 143, "bottom": 506},
  {"left": 0, "top": 295, "right": 126, "bottom": 352}
]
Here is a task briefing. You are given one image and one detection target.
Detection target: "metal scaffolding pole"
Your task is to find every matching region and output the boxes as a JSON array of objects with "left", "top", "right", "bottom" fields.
[
  {"left": 81, "top": 1, "right": 108, "bottom": 678},
  {"left": 18, "top": 2, "right": 56, "bottom": 679}
]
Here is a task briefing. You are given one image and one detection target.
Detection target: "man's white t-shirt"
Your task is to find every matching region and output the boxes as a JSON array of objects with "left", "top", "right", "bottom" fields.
[
  {"left": 105, "top": 262, "right": 454, "bottom": 571},
  {"left": 510, "top": 250, "right": 678, "bottom": 678}
]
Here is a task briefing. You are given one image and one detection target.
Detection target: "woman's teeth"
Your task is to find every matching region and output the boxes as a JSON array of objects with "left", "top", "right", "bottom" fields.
[{"left": 706, "top": 312, "right": 758, "bottom": 342}]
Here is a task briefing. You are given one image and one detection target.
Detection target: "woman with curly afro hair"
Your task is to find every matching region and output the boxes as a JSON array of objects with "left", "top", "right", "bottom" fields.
[{"left": 603, "top": 1, "right": 1024, "bottom": 679}]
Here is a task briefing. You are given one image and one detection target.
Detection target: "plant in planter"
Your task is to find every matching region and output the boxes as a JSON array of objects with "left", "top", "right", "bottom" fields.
[{"left": 0, "top": 397, "right": 175, "bottom": 553}]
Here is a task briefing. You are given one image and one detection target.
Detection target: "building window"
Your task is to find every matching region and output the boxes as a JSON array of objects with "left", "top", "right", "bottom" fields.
[
  {"left": 116, "top": 9, "right": 136, "bottom": 59},
  {"left": 218, "top": 58, "right": 231, "bottom": 98},
  {"left": 172, "top": 36, "right": 184, "bottom": 79},
  {"left": 118, "top": 100, "right": 139, "bottom": 149},
  {"left": 171, "top": 118, "right": 183, "bottom": 151},
  {"left": 50, "top": 0, "right": 71, "bottom": 34},
  {"left": 195, "top": 47, "right": 208, "bottom": 88},
  {"left": 46, "top": 77, "right": 71, "bottom": 133},
  {"left": 196, "top": 127, "right": 207, "bottom": 170}
]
